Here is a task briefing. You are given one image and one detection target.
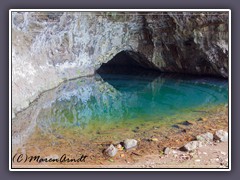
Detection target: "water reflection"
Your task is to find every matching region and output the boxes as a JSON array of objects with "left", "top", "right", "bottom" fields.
[{"left": 36, "top": 73, "right": 228, "bottom": 133}]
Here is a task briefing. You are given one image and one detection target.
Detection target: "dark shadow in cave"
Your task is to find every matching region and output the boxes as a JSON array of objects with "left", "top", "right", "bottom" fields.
[
  {"left": 96, "top": 51, "right": 162, "bottom": 91},
  {"left": 96, "top": 50, "right": 161, "bottom": 76}
]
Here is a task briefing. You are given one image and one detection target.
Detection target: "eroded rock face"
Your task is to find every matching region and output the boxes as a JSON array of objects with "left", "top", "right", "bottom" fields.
[{"left": 12, "top": 11, "right": 229, "bottom": 114}]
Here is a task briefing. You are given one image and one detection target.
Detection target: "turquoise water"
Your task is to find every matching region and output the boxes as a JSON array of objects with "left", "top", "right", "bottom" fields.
[{"left": 36, "top": 73, "right": 228, "bottom": 136}]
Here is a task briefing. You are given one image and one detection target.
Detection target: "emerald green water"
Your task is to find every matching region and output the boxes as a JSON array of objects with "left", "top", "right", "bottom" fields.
[{"left": 36, "top": 73, "right": 228, "bottom": 140}]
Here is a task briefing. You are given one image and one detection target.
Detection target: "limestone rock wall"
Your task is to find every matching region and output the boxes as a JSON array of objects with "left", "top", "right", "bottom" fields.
[{"left": 12, "top": 11, "right": 229, "bottom": 115}]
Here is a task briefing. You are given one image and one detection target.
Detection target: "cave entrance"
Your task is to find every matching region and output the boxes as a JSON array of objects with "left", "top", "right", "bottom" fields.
[{"left": 96, "top": 51, "right": 160, "bottom": 76}]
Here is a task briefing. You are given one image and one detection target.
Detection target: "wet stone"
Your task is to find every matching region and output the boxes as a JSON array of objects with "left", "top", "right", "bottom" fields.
[
  {"left": 172, "top": 125, "right": 180, "bottom": 129},
  {"left": 179, "top": 121, "right": 193, "bottom": 126}
]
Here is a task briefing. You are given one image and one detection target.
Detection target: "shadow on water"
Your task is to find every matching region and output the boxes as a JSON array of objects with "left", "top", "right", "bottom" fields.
[{"left": 98, "top": 72, "right": 228, "bottom": 94}]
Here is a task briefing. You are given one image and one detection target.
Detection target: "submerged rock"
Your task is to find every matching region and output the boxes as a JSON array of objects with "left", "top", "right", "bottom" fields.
[
  {"left": 196, "top": 132, "right": 214, "bottom": 143},
  {"left": 179, "top": 121, "right": 193, "bottom": 126},
  {"left": 180, "top": 141, "right": 203, "bottom": 151},
  {"left": 123, "top": 139, "right": 138, "bottom": 150},
  {"left": 214, "top": 130, "right": 228, "bottom": 142},
  {"left": 172, "top": 124, "right": 180, "bottom": 129},
  {"left": 132, "top": 129, "right": 139, "bottom": 133},
  {"left": 104, "top": 144, "right": 118, "bottom": 157},
  {"left": 197, "top": 117, "right": 208, "bottom": 122}
]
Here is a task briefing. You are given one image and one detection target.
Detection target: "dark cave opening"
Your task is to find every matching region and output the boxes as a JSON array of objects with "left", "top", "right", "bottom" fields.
[{"left": 96, "top": 51, "right": 161, "bottom": 76}]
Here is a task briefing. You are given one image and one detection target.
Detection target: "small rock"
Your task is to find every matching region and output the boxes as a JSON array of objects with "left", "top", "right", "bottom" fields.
[
  {"left": 196, "top": 132, "right": 213, "bottom": 142},
  {"left": 116, "top": 144, "right": 124, "bottom": 151},
  {"left": 104, "top": 144, "right": 118, "bottom": 157},
  {"left": 220, "top": 151, "right": 227, "bottom": 155},
  {"left": 197, "top": 117, "right": 207, "bottom": 122},
  {"left": 120, "top": 154, "right": 125, "bottom": 158},
  {"left": 55, "top": 134, "right": 64, "bottom": 139},
  {"left": 173, "top": 154, "right": 178, "bottom": 158},
  {"left": 123, "top": 139, "right": 138, "bottom": 150},
  {"left": 181, "top": 129, "right": 187, "bottom": 133},
  {"left": 172, "top": 150, "right": 178, "bottom": 154},
  {"left": 163, "top": 147, "right": 172, "bottom": 155},
  {"left": 151, "top": 138, "right": 158, "bottom": 142},
  {"left": 180, "top": 141, "right": 203, "bottom": 151},
  {"left": 116, "top": 144, "right": 122, "bottom": 149},
  {"left": 108, "top": 159, "right": 114, "bottom": 162},
  {"left": 195, "top": 159, "right": 201, "bottom": 162},
  {"left": 214, "top": 130, "right": 228, "bottom": 142},
  {"left": 172, "top": 124, "right": 180, "bottom": 129},
  {"left": 179, "top": 121, "right": 193, "bottom": 126}
]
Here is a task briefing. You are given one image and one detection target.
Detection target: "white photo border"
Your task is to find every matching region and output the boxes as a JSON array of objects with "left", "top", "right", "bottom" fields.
[{"left": 9, "top": 9, "right": 231, "bottom": 171}]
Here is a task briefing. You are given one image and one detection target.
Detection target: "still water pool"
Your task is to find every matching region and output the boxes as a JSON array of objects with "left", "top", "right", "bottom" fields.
[{"left": 34, "top": 73, "right": 228, "bottom": 141}]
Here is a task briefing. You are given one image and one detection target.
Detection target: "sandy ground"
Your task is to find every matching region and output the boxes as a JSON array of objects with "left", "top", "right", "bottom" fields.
[
  {"left": 12, "top": 141, "right": 228, "bottom": 169},
  {"left": 12, "top": 106, "right": 229, "bottom": 169}
]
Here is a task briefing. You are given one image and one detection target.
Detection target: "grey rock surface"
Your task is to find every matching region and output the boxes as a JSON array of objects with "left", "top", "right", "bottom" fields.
[
  {"left": 181, "top": 141, "right": 203, "bottom": 151},
  {"left": 12, "top": 12, "right": 229, "bottom": 113},
  {"left": 105, "top": 144, "right": 118, "bottom": 157},
  {"left": 123, "top": 139, "right": 138, "bottom": 150},
  {"left": 196, "top": 132, "right": 214, "bottom": 143},
  {"left": 214, "top": 130, "right": 228, "bottom": 142}
]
